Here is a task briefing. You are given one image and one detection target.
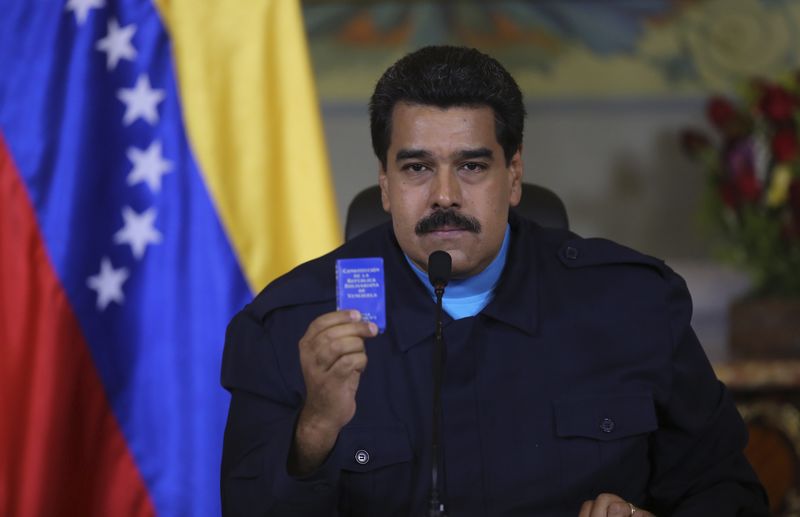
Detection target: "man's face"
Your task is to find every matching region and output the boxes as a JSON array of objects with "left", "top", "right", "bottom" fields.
[{"left": 379, "top": 103, "right": 522, "bottom": 278}]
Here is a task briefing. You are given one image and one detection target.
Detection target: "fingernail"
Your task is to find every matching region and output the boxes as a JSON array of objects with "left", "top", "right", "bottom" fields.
[
  {"left": 350, "top": 310, "right": 361, "bottom": 321},
  {"left": 368, "top": 322, "right": 378, "bottom": 335}
]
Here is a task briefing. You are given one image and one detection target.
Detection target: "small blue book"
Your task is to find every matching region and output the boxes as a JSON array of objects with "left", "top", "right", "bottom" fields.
[{"left": 336, "top": 257, "right": 386, "bottom": 333}]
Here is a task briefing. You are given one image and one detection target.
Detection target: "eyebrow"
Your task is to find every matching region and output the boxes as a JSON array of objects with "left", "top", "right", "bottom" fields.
[
  {"left": 455, "top": 148, "right": 493, "bottom": 161},
  {"left": 395, "top": 149, "right": 433, "bottom": 162},
  {"left": 394, "top": 147, "right": 494, "bottom": 163}
]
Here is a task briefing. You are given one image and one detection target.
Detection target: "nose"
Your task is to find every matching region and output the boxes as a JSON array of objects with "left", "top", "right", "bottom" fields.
[{"left": 430, "top": 169, "right": 462, "bottom": 209}]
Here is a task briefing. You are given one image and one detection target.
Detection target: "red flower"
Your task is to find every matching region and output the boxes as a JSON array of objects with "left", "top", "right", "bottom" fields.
[
  {"left": 718, "top": 167, "right": 761, "bottom": 209},
  {"left": 719, "top": 141, "right": 761, "bottom": 209},
  {"left": 707, "top": 96, "right": 738, "bottom": 129},
  {"left": 772, "top": 128, "right": 799, "bottom": 162},
  {"left": 706, "top": 96, "right": 752, "bottom": 139},
  {"left": 758, "top": 83, "right": 797, "bottom": 122},
  {"left": 719, "top": 173, "right": 760, "bottom": 209},
  {"left": 735, "top": 168, "right": 761, "bottom": 203}
]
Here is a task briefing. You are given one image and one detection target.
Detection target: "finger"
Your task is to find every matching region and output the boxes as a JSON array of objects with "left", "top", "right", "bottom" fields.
[
  {"left": 318, "top": 335, "right": 368, "bottom": 371},
  {"left": 318, "top": 320, "right": 377, "bottom": 346},
  {"left": 590, "top": 493, "right": 625, "bottom": 517},
  {"left": 608, "top": 501, "right": 632, "bottom": 517},
  {"left": 304, "top": 310, "right": 363, "bottom": 341},
  {"left": 304, "top": 315, "right": 377, "bottom": 352},
  {"left": 307, "top": 321, "right": 376, "bottom": 369},
  {"left": 578, "top": 500, "right": 593, "bottom": 517},
  {"left": 330, "top": 351, "right": 368, "bottom": 378}
]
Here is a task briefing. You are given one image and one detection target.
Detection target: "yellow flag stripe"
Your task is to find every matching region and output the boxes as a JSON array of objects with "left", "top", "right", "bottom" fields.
[{"left": 154, "top": 0, "right": 341, "bottom": 292}]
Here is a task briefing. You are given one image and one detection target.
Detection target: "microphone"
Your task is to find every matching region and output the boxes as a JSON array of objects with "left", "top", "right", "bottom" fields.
[
  {"left": 427, "top": 250, "right": 451, "bottom": 517},
  {"left": 428, "top": 250, "right": 452, "bottom": 293}
]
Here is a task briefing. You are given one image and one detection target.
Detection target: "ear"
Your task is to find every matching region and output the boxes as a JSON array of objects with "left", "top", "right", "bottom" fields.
[
  {"left": 378, "top": 166, "right": 391, "bottom": 213},
  {"left": 508, "top": 148, "right": 523, "bottom": 207}
]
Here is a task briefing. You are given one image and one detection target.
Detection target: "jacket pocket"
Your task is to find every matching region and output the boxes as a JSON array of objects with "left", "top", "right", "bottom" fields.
[
  {"left": 553, "top": 393, "right": 657, "bottom": 499},
  {"left": 554, "top": 392, "right": 657, "bottom": 441},
  {"left": 337, "top": 424, "right": 414, "bottom": 516},
  {"left": 338, "top": 424, "right": 412, "bottom": 472}
]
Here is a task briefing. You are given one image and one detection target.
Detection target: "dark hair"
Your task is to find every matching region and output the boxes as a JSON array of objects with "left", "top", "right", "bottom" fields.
[{"left": 369, "top": 45, "right": 525, "bottom": 169}]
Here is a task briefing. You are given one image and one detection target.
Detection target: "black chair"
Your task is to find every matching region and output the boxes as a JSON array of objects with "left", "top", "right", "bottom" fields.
[{"left": 344, "top": 183, "right": 569, "bottom": 241}]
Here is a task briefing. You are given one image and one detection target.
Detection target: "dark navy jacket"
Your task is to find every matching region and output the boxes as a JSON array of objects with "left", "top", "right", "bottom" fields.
[{"left": 221, "top": 214, "right": 767, "bottom": 516}]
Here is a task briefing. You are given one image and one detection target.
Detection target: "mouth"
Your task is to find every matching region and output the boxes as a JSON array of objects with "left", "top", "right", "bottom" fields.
[{"left": 428, "top": 227, "right": 467, "bottom": 236}]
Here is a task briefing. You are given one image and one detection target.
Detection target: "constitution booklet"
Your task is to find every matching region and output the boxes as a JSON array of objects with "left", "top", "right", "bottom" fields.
[{"left": 335, "top": 257, "right": 386, "bottom": 333}]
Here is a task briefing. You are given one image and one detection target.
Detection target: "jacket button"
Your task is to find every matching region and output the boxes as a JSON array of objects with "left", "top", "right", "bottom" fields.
[
  {"left": 565, "top": 246, "right": 579, "bottom": 259},
  {"left": 600, "top": 417, "right": 615, "bottom": 433},
  {"left": 355, "top": 449, "right": 370, "bottom": 465}
]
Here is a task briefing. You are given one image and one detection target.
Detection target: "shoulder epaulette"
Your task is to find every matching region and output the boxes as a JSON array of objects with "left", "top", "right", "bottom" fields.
[
  {"left": 557, "top": 237, "right": 666, "bottom": 275},
  {"left": 248, "top": 262, "right": 335, "bottom": 321}
]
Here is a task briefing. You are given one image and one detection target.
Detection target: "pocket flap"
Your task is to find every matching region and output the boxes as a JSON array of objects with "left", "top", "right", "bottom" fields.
[
  {"left": 554, "top": 393, "right": 657, "bottom": 441},
  {"left": 338, "top": 425, "right": 412, "bottom": 473}
]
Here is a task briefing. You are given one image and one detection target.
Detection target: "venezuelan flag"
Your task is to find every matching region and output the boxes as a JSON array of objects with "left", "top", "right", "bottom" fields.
[{"left": 0, "top": 0, "right": 339, "bottom": 515}]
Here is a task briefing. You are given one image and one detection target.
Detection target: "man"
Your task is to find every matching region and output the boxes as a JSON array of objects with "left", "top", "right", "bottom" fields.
[{"left": 221, "top": 46, "right": 767, "bottom": 516}]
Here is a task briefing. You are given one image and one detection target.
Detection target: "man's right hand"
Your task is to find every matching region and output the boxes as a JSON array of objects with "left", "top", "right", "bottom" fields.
[{"left": 288, "top": 310, "right": 378, "bottom": 476}]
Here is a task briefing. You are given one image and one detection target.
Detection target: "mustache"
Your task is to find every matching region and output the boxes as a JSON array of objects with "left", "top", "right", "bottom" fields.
[{"left": 415, "top": 209, "right": 482, "bottom": 235}]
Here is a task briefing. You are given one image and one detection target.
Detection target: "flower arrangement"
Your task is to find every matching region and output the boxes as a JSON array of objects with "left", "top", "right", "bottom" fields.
[{"left": 682, "top": 76, "right": 800, "bottom": 297}]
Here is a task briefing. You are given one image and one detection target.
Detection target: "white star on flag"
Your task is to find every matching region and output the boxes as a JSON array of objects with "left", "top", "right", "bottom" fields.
[
  {"left": 65, "top": 0, "right": 105, "bottom": 25},
  {"left": 96, "top": 18, "right": 137, "bottom": 70},
  {"left": 127, "top": 140, "right": 173, "bottom": 192},
  {"left": 117, "top": 74, "right": 166, "bottom": 126},
  {"left": 87, "top": 257, "right": 129, "bottom": 311},
  {"left": 114, "top": 206, "right": 163, "bottom": 259}
]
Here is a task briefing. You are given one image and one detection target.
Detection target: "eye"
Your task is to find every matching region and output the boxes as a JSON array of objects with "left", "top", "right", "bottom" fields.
[
  {"left": 402, "top": 163, "right": 430, "bottom": 173},
  {"left": 461, "top": 162, "right": 487, "bottom": 173}
]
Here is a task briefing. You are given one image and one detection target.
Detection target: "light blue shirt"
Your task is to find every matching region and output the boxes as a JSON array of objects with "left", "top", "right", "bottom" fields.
[{"left": 405, "top": 225, "right": 511, "bottom": 319}]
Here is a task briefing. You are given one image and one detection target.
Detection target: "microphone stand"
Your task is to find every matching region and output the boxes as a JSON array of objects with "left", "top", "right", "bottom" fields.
[
  {"left": 426, "top": 250, "right": 450, "bottom": 516},
  {"left": 428, "top": 281, "right": 447, "bottom": 517}
]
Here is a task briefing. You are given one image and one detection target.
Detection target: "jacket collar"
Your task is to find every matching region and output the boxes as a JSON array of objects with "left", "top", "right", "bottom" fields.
[
  {"left": 382, "top": 230, "right": 446, "bottom": 352},
  {"left": 386, "top": 212, "right": 540, "bottom": 353},
  {"left": 481, "top": 213, "right": 540, "bottom": 337}
]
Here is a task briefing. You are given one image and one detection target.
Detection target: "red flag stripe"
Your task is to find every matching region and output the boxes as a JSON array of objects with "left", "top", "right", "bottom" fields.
[{"left": 0, "top": 134, "right": 155, "bottom": 516}]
